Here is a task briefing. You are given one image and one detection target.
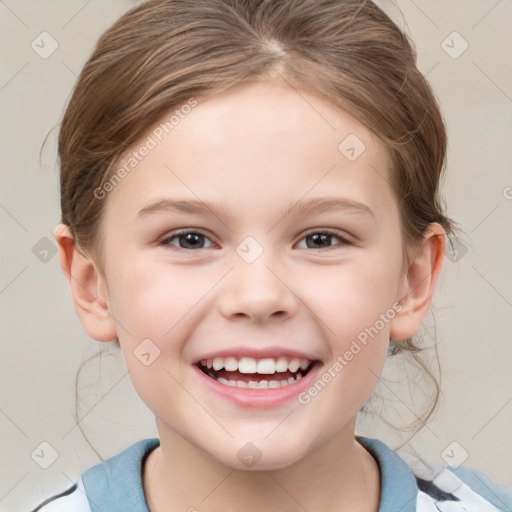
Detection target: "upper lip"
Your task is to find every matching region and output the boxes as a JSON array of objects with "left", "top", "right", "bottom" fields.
[{"left": 193, "top": 347, "right": 321, "bottom": 365}]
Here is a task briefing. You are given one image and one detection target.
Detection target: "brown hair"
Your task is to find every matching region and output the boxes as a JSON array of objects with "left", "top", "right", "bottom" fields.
[{"left": 56, "top": 0, "right": 460, "bottom": 450}]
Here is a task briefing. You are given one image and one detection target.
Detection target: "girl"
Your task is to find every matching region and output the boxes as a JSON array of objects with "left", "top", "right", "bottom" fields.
[{"left": 31, "top": 0, "right": 511, "bottom": 511}]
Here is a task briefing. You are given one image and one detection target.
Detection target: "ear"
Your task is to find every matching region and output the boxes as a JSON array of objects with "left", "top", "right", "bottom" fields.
[
  {"left": 390, "top": 223, "right": 446, "bottom": 340},
  {"left": 54, "top": 223, "right": 118, "bottom": 342}
]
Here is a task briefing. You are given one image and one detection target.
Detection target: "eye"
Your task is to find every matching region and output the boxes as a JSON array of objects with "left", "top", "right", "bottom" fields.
[
  {"left": 296, "top": 230, "right": 352, "bottom": 251},
  {"left": 160, "top": 230, "right": 216, "bottom": 250},
  {"left": 159, "top": 229, "right": 352, "bottom": 252}
]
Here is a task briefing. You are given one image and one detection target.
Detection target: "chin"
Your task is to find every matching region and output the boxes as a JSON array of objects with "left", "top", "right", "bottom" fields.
[{"left": 210, "top": 443, "right": 308, "bottom": 472}]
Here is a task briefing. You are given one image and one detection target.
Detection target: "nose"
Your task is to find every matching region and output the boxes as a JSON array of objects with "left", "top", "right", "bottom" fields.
[{"left": 217, "top": 246, "right": 298, "bottom": 323}]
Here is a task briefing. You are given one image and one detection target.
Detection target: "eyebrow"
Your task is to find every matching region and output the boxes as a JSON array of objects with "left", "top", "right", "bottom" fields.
[{"left": 137, "top": 197, "right": 375, "bottom": 221}]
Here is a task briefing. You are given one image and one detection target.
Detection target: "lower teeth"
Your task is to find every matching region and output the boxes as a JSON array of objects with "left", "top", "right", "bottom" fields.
[{"left": 208, "top": 372, "right": 303, "bottom": 389}]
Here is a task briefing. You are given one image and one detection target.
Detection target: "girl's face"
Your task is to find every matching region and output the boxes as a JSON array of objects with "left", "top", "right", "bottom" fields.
[{"left": 98, "top": 80, "right": 410, "bottom": 469}]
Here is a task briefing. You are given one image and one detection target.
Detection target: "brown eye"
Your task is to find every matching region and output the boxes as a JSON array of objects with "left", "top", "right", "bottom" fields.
[
  {"left": 160, "top": 230, "right": 214, "bottom": 250},
  {"left": 159, "top": 229, "right": 351, "bottom": 252},
  {"left": 297, "top": 230, "right": 351, "bottom": 251}
]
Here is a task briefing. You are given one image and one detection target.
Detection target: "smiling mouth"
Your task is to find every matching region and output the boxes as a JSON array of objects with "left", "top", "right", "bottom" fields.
[{"left": 195, "top": 359, "right": 316, "bottom": 389}]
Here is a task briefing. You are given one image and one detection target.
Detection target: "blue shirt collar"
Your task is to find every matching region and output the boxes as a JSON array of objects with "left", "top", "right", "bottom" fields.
[
  {"left": 356, "top": 435, "right": 419, "bottom": 512},
  {"left": 82, "top": 438, "right": 158, "bottom": 512},
  {"left": 82, "top": 436, "right": 418, "bottom": 512}
]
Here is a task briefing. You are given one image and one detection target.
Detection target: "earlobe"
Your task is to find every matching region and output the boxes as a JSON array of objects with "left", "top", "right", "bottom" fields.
[
  {"left": 53, "top": 223, "right": 118, "bottom": 342},
  {"left": 390, "top": 223, "right": 446, "bottom": 341}
]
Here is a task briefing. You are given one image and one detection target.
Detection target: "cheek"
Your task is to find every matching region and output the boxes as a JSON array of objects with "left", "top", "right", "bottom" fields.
[
  {"left": 302, "top": 252, "right": 402, "bottom": 399},
  {"left": 106, "top": 260, "right": 206, "bottom": 413},
  {"left": 302, "top": 265, "right": 396, "bottom": 412},
  {"left": 308, "top": 257, "right": 401, "bottom": 339},
  {"left": 109, "top": 259, "right": 211, "bottom": 339}
]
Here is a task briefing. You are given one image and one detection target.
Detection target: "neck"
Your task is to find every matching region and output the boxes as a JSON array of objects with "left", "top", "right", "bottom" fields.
[{"left": 142, "top": 418, "right": 380, "bottom": 512}]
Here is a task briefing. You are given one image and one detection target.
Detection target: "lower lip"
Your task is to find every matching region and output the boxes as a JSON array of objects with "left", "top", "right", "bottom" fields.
[{"left": 192, "top": 362, "right": 322, "bottom": 409}]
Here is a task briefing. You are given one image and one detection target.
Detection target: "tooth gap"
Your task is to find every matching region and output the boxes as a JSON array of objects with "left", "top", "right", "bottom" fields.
[{"left": 302, "top": 362, "right": 314, "bottom": 375}]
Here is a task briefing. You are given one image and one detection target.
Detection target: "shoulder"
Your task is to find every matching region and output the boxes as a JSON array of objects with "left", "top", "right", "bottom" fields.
[
  {"left": 29, "top": 438, "right": 160, "bottom": 512},
  {"left": 29, "top": 478, "right": 91, "bottom": 512},
  {"left": 416, "top": 464, "right": 512, "bottom": 511},
  {"left": 356, "top": 435, "right": 512, "bottom": 512}
]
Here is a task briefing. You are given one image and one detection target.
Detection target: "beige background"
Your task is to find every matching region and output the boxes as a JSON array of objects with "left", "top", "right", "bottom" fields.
[{"left": 1, "top": 0, "right": 511, "bottom": 510}]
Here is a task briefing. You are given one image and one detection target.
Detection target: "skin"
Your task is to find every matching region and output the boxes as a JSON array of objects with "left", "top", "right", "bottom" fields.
[{"left": 55, "top": 79, "right": 445, "bottom": 512}]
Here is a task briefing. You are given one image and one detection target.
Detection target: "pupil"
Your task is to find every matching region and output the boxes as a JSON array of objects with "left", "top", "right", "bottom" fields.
[
  {"left": 181, "top": 233, "right": 203, "bottom": 249},
  {"left": 308, "top": 233, "right": 330, "bottom": 248}
]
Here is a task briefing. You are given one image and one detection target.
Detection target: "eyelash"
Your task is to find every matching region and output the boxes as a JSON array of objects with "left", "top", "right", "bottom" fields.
[{"left": 159, "top": 229, "right": 353, "bottom": 252}]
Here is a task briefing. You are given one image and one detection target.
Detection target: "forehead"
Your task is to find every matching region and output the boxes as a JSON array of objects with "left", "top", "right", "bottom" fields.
[{"left": 105, "top": 80, "right": 396, "bottom": 225}]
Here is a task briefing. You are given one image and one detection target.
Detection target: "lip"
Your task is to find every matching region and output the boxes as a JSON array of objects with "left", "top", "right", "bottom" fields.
[
  {"left": 192, "top": 360, "right": 323, "bottom": 409},
  {"left": 193, "top": 347, "right": 321, "bottom": 364}
]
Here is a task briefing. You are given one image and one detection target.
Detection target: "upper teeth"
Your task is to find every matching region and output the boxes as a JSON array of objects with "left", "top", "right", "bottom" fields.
[{"left": 200, "top": 357, "right": 311, "bottom": 374}]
